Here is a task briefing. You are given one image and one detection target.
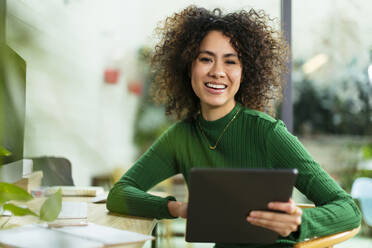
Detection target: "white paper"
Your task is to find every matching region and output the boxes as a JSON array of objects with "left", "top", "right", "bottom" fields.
[
  {"left": 58, "top": 201, "right": 88, "bottom": 219},
  {"left": 0, "top": 222, "right": 153, "bottom": 247},
  {"left": 91, "top": 192, "right": 108, "bottom": 203},
  {"left": 0, "top": 224, "right": 102, "bottom": 248},
  {"left": 1, "top": 210, "right": 12, "bottom": 216},
  {"left": 55, "top": 222, "right": 154, "bottom": 245}
]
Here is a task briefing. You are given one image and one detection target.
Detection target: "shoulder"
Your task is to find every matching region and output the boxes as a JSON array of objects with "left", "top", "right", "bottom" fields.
[
  {"left": 148, "top": 121, "right": 188, "bottom": 151},
  {"left": 240, "top": 107, "right": 289, "bottom": 134},
  {"left": 162, "top": 119, "right": 194, "bottom": 137},
  {"left": 241, "top": 108, "right": 277, "bottom": 123}
]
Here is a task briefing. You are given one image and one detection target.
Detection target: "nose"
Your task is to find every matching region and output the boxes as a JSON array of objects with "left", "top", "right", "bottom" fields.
[{"left": 208, "top": 61, "right": 226, "bottom": 78}]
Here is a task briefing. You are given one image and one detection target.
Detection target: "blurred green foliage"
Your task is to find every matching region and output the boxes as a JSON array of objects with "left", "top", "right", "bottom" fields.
[
  {"left": 292, "top": 49, "right": 372, "bottom": 136},
  {"left": 0, "top": 147, "right": 10, "bottom": 157},
  {"left": 293, "top": 74, "right": 372, "bottom": 136},
  {"left": 340, "top": 169, "right": 372, "bottom": 194},
  {"left": 336, "top": 143, "right": 372, "bottom": 193},
  {"left": 0, "top": 45, "right": 26, "bottom": 166},
  {"left": 133, "top": 47, "right": 174, "bottom": 156},
  {"left": 362, "top": 144, "right": 372, "bottom": 159}
]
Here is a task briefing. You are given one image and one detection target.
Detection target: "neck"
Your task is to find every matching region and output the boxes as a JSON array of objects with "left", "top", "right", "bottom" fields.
[{"left": 201, "top": 101, "right": 236, "bottom": 121}]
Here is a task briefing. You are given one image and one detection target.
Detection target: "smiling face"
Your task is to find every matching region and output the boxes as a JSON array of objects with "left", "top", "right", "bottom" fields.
[{"left": 191, "top": 30, "right": 242, "bottom": 119}]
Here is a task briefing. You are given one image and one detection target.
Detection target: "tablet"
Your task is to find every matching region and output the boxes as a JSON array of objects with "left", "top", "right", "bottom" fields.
[{"left": 185, "top": 168, "right": 298, "bottom": 244}]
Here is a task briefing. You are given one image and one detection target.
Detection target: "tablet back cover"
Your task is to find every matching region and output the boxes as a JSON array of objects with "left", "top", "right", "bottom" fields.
[{"left": 186, "top": 168, "right": 298, "bottom": 244}]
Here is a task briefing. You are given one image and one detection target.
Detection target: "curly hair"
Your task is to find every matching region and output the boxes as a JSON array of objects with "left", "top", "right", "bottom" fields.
[{"left": 150, "top": 5, "right": 289, "bottom": 119}]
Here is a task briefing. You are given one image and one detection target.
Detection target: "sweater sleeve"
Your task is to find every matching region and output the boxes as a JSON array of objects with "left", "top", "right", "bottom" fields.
[
  {"left": 106, "top": 124, "right": 180, "bottom": 219},
  {"left": 266, "top": 120, "right": 361, "bottom": 241}
]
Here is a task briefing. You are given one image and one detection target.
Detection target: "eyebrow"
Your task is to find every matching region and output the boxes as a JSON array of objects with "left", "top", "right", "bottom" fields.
[{"left": 199, "top": 50, "right": 238, "bottom": 58}]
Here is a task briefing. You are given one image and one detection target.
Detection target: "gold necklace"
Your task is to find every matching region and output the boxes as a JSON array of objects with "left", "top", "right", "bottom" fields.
[{"left": 197, "top": 107, "right": 241, "bottom": 150}]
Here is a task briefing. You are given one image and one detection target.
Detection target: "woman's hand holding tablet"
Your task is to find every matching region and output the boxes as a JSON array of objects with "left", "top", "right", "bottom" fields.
[{"left": 247, "top": 198, "right": 303, "bottom": 237}]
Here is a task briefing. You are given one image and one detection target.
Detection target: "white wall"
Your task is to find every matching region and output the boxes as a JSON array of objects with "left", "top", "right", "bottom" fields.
[{"left": 6, "top": 0, "right": 140, "bottom": 185}]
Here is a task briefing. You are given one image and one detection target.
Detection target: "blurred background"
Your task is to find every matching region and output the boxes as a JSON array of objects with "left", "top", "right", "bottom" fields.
[{"left": 1, "top": 0, "right": 371, "bottom": 247}]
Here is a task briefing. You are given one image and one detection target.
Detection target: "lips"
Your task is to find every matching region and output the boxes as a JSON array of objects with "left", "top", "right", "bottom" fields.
[
  {"left": 204, "top": 82, "right": 227, "bottom": 94},
  {"left": 205, "top": 82, "right": 227, "bottom": 89}
]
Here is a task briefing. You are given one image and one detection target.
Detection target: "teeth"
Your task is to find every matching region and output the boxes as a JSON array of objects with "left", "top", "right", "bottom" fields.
[{"left": 206, "top": 83, "right": 226, "bottom": 89}]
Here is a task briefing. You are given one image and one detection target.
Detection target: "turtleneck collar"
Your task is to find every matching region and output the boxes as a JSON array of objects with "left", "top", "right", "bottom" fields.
[{"left": 197, "top": 103, "right": 241, "bottom": 131}]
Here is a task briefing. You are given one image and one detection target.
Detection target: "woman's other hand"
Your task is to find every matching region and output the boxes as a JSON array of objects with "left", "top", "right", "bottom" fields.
[
  {"left": 246, "top": 199, "right": 302, "bottom": 237},
  {"left": 168, "top": 201, "right": 188, "bottom": 219}
]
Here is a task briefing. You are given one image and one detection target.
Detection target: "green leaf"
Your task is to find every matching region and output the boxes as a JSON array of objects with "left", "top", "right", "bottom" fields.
[
  {"left": 0, "top": 147, "right": 11, "bottom": 157},
  {"left": 362, "top": 145, "right": 372, "bottom": 159},
  {"left": 0, "top": 182, "right": 33, "bottom": 205},
  {"left": 3, "top": 203, "right": 38, "bottom": 217},
  {"left": 39, "top": 188, "right": 62, "bottom": 222}
]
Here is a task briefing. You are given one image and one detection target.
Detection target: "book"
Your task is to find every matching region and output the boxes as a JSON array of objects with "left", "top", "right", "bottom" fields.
[{"left": 45, "top": 186, "right": 104, "bottom": 197}]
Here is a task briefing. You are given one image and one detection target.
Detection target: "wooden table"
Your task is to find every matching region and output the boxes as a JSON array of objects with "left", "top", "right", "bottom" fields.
[{"left": 0, "top": 196, "right": 158, "bottom": 248}]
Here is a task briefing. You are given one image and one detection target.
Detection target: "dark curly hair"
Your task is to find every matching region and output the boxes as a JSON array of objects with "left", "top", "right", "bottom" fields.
[{"left": 150, "top": 5, "right": 289, "bottom": 119}]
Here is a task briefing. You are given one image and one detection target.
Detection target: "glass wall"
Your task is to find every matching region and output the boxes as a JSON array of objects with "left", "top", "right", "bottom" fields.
[
  {"left": 293, "top": 3, "right": 372, "bottom": 242},
  {"left": 293, "top": 0, "right": 372, "bottom": 136}
]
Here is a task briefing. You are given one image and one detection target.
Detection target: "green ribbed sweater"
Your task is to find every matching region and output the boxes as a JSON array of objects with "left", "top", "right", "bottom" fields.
[{"left": 107, "top": 104, "right": 361, "bottom": 248}]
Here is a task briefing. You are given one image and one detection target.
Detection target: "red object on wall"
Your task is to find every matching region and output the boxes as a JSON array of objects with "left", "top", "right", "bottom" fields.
[
  {"left": 104, "top": 68, "right": 120, "bottom": 84},
  {"left": 128, "top": 80, "right": 143, "bottom": 96}
]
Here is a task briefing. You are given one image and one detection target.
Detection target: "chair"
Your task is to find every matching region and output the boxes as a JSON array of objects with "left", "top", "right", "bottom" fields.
[
  {"left": 350, "top": 177, "right": 372, "bottom": 228},
  {"left": 294, "top": 204, "right": 360, "bottom": 248},
  {"left": 31, "top": 156, "right": 74, "bottom": 186}
]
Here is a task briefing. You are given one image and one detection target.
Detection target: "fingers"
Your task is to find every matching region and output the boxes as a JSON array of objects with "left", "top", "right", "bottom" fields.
[
  {"left": 179, "top": 202, "right": 188, "bottom": 219},
  {"left": 248, "top": 210, "right": 302, "bottom": 225},
  {"left": 268, "top": 199, "right": 298, "bottom": 214},
  {"left": 247, "top": 216, "right": 299, "bottom": 237},
  {"left": 246, "top": 198, "right": 303, "bottom": 237}
]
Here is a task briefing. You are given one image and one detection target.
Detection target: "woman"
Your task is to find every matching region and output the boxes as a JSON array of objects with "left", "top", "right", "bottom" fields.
[{"left": 107, "top": 6, "right": 361, "bottom": 247}]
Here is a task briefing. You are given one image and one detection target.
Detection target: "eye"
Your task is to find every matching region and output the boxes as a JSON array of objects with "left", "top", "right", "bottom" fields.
[
  {"left": 225, "top": 60, "right": 236, "bottom": 64},
  {"left": 199, "top": 57, "right": 212, "bottom": 63}
]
